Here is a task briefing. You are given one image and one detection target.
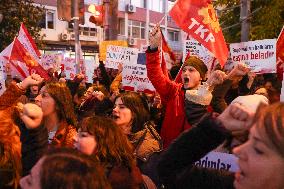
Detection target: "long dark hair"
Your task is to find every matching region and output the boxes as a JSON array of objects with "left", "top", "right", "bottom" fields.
[
  {"left": 80, "top": 116, "right": 136, "bottom": 168},
  {"left": 45, "top": 82, "right": 77, "bottom": 127},
  {"left": 116, "top": 92, "right": 150, "bottom": 133},
  {"left": 40, "top": 148, "right": 111, "bottom": 189}
]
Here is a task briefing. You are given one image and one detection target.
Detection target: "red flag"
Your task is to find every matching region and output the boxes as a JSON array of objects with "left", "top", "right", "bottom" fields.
[
  {"left": 9, "top": 38, "right": 50, "bottom": 80},
  {"left": 161, "top": 31, "right": 176, "bottom": 79},
  {"left": 169, "top": 0, "right": 228, "bottom": 67},
  {"left": 276, "top": 26, "right": 284, "bottom": 80}
]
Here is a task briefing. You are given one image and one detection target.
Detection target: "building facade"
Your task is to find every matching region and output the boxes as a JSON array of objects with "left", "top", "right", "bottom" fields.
[{"left": 33, "top": 0, "right": 182, "bottom": 60}]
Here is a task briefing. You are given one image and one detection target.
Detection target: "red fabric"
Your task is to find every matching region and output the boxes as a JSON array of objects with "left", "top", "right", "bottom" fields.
[
  {"left": 146, "top": 50, "right": 191, "bottom": 148},
  {"left": 276, "top": 26, "right": 284, "bottom": 80},
  {"left": 169, "top": 0, "right": 228, "bottom": 66},
  {"left": 161, "top": 31, "right": 176, "bottom": 79},
  {"left": 9, "top": 38, "right": 50, "bottom": 80},
  {"left": 19, "top": 23, "right": 41, "bottom": 57}
]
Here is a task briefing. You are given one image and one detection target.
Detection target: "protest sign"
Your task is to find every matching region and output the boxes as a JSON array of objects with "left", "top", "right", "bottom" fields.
[
  {"left": 41, "top": 53, "right": 64, "bottom": 71},
  {"left": 230, "top": 39, "right": 276, "bottom": 73},
  {"left": 195, "top": 151, "right": 238, "bottom": 172},
  {"left": 122, "top": 53, "right": 155, "bottom": 94},
  {"left": 183, "top": 37, "right": 215, "bottom": 66},
  {"left": 63, "top": 58, "right": 76, "bottom": 80},
  {"left": 105, "top": 45, "right": 139, "bottom": 69},
  {"left": 85, "top": 59, "right": 99, "bottom": 83},
  {"left": 99, "top": 40, "right": 128, "bottom": 61}
]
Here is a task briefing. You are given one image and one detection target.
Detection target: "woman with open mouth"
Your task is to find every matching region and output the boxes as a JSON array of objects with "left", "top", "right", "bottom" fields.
[{"left": 157, "top": 102, "right": 284, "bottom": 189}]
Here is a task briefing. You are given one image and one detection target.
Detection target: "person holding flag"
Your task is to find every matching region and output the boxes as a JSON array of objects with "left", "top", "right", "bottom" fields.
[{"left": 146, "top": 24, "right": 226, "bottom": 148}]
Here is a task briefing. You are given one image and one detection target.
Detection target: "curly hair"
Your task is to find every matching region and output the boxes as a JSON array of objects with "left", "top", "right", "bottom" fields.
[
  {"left": 80, "top": 116, "right": 136, "bottom": 169},
  {"left": 45, "top": 82, "right": 77, "bottom": 127},
  {"left": 40, "top": 148, "right": 111, "bottom": 189},
  {"left": 116, "top": 92, "right": 150, "bottom": 133},
  {"left": 254, "top": 102, "right": 284, "bottom": 157},
  {"left": 0, "top": 110, "right": 21, "bottom": 189}
]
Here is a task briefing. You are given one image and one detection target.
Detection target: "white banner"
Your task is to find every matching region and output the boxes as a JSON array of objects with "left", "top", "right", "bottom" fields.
[
  {"left": 230, "top": 39, "right": 276, "bottom": 73},
  {"left": 183, "top": 37, "right": 215, "bottom": 66},
  {"left": 85, "top": 59, "right": 99, "bottom": 83},
  {"left": 41, "top": 53, "right": 64, "bottom": 71},
  {"left": 105, "top": 45, "right": 139, "bottom": 69},
  {"left": 63, "top": 58, "right": 76, "bottom": 80},
  {"left": 122, "top": 53, "right": 155, "bottom": 94},
  {"left": 195, "top": 151, "right": 238, "bottom": 172}
]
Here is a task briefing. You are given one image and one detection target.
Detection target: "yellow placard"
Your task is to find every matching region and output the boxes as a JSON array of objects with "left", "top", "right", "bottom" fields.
[{"left": 99, "top": 40, "right": 128, "bottom": 61}]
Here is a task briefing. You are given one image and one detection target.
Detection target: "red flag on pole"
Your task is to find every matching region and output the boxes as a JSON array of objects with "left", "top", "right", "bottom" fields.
[
  {"left": 160, "top": 31, "right": 176, "bottom": 79},
  {"left": 169, "top": 0, "right": 228, "bottom": 67},
  {"left": 276, "top": 26, "right": 284, "bottom": 80},
  {"left": 9, "top": 38, "right": 50, "bottom": 80}
]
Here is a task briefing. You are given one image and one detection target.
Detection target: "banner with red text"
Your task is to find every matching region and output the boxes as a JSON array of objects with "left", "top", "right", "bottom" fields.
[{"left": 230, "top": 39, "right": 276, "bottom": 73}]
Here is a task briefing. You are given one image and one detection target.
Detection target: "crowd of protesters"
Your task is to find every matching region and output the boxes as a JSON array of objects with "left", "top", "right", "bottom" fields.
[{"left": 0, "top": 24, "right": 284, "bottom": 189}]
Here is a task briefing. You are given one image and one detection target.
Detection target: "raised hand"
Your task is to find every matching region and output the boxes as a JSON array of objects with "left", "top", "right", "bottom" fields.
[
  {"left": 217, "top": 103, "right": 254, "bottom": 132},
  {"left": 206, "top": 70, "right": 227, "bottom": 88},
  {"left": 149, "top": 24, "right": 161, "bottom": 49},
  {"left": 227, "top": 62, "right": 250, "bottom": 80},
  {"left": 19, "top": 74, "right": 44, "bottom": 90},
  {"left": 19, "top": 103, "right": 43, "bottom": 129}
]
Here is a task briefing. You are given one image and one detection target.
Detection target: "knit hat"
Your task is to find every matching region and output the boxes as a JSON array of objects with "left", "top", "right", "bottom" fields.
[{"left": 183, "top": 56, "right": 208, "bottom": 80}]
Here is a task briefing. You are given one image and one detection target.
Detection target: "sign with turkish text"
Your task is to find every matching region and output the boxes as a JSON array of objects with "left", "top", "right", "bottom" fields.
[
  {"left": 122, "top": 53, "right": 155, "bottom": 94},
  {"left": 99, "top": 40, "right": 128, "bottom": 61},
  {"left": 63, "top": 58, "right": 76, "bottom": 80},
  {"left": 105, "top": 45, "right": 139, "bottom": 69},
  {"left": 183, "top": 37, "right": 215, "bottom": 66},
  {"left": 230, "top": 39, "right": 276, "bottom": 73},
  {"left": 195, "top": 151, "right": 238, "bottom": 172}
]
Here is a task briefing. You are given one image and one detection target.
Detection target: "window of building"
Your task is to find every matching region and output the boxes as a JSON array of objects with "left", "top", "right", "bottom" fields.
[
  {"left": 67, "top": 24, "right": 98, "bottom": 37},
  {"left": 39, "top": 10, "right": 55, "bottom": 29},
  {"left": 168, "top": 30, "right": 179, "bottom": 41},
  {"left": 128, "top": 20, "right": 146, "bottom": 39},
  {"left": 149, "top": 0, "right": 164, "bottom": 13},
  {"left": 130, "top": 0, "right": 146, "bottom": 8},
  {"left": 118, "top": 18, "right": 125, "bottom": 35}
]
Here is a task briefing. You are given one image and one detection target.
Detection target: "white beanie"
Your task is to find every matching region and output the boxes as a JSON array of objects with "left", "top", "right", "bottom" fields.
[{"left": 231, "top": 94, "right": 269, "bottom": 113}]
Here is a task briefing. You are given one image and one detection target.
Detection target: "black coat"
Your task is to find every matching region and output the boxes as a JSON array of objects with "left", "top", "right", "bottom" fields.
[{"left": 157, "top": 113, "right": 235, "bottom": 189}]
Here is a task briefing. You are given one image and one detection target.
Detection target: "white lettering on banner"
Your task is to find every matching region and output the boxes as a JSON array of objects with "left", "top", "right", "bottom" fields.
[
  {"left": 230, "top": 39, "right": 276, "bottom": 73},
  {"left": 188, "top": 18, "right": 215, "bottom": 43},
  {"left": 195, "top": 151, "right": 239, "bottom": 172}
]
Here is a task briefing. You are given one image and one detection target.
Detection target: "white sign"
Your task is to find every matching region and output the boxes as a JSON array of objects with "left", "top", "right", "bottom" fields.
[
  {"left": 105, "top": 45, "right": 139, "bottom": 69},
  {"left": 63, "top": 58, "right": 76, "bottom": 80},
  {"left": 230, "top": 39, "right": 276, "bottom": 73},
  {"left": 195, "top": 151, "right": 238, "bottom": 172},
  {"left": 183, "top": 37, "right": 215, "bottom": 66},
  {"left": 41, "top": 53, "right": 63, "bottom": 71},
  {"left": 122, "top": 53, "right": 155, "bottom": 94},
  {"left": 85, "top": 59, "right": 99, "bottom": 83}
]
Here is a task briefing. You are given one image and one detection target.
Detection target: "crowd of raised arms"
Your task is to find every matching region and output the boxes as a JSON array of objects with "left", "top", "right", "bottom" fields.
[{"left": 1, "top": 25, "right": 284, "bottom": 189}]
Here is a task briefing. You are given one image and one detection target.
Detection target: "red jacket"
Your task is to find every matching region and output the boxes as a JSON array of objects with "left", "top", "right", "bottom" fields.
[{"left": 146, "top": 49, "right": 191, "bottom": 148}]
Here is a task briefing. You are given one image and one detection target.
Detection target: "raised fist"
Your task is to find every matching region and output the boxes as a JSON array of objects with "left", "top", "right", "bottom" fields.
[
  {"left": 217, "top": 103, "right": 254, "bottom": 132},
  {"left": 227, "top": 62, "right": 250, "bottom": 80},
  {"left": 19, "top": 103, "right": 43, "bottom": 129},
  {"left": 149, "top": 24, "right": 162, "bottom": 49},
  {"left": 206, "top": 70, "right": 227, "bottom": 88},
  {"left": 20, "top": 74, "right": 44, "bottom": 90}
]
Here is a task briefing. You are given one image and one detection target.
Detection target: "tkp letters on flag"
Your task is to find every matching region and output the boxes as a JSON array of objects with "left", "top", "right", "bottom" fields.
[{"left": 169, "top": 0, "right": 228, "bottom": 66}]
